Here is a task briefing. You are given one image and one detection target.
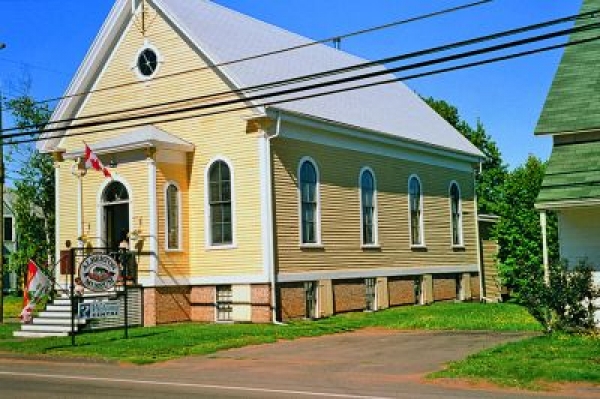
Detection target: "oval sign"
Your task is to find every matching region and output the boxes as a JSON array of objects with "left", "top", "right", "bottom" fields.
[{"left": 79, "top": 254, "right": 120, "bottom": 292}]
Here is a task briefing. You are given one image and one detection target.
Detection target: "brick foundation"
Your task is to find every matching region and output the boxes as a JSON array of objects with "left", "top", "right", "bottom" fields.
[
  {"left": 388, "top": 276, "right": 415, "bottom": 306},
  {"left": 143, "top": 288, "right": 157, "bottom": 327},
  {"left": 251, "top": 284, "right": 272, "bottom": 323},
  {"left": 433, "top": 274, "right": 458, "bottom": 301},
  {"left": 279, "top": 282, "right": 305, "bottom": 321},
  {"left": 156, "top": 286, "right": 191, "bottom": 324},
  {"left": 190, "top": 286, "right": 216, "bottom": 322},
  {"left": 333, "top": 279, "right": 366, "bottom": 313}
]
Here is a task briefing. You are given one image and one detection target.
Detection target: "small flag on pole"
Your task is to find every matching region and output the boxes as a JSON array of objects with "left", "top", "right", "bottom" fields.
[
  {"left": 20, "top": 260, "right": 52, "bottom": 324},
  {"left": 84, "top": 142, "right": 112, "bottom": 178}
]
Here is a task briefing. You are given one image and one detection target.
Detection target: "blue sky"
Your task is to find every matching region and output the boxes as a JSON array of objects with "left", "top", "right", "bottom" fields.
[{"left": 0, "top": 0, "right": 583, "bottom": 168}]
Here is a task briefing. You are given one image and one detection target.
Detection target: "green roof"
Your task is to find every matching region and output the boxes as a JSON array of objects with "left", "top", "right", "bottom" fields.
[
  {"left": 537, "top": 141, "right": 600, "bottom": 204},
  {"left": 535, "top": 0, "right": 600, "bottom": 135}
]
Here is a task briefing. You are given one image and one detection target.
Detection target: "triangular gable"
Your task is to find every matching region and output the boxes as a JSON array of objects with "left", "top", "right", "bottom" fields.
[{"left": 40, "top": 0, "right": 482, "bottom": 160}]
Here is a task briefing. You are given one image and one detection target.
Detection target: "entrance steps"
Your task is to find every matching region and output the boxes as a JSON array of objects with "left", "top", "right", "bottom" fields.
[{"left": 12, "top": 293, "right": 99, "bottom": 339}]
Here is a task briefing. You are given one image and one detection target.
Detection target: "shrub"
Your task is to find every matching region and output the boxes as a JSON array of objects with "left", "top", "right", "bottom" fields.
[{"left": 520, "top": 259, "right": 598, "bottom": 333}]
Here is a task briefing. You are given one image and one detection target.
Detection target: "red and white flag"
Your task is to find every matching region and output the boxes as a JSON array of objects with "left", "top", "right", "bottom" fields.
[
  {"left": 84, "top": 142, "right": 112, "bottom": 178},
  {"left": 20, "top": 260, "right": 52, "bottom": 324}
]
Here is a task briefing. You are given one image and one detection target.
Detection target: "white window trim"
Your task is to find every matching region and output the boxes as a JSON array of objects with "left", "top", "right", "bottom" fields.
[
  {"left": 204, "top": 156, "right": 237, "bottom": 250},
  {"left": 131, "top": 40, "right": 163, "bottom": 81},
  {"left": 359, "top": 166, "right": 379, "bottom": 248},
  {"left": 408, "top": 174, "right": 426, "bottom": 248},
  {"left": 449, "top": 181, "right": 464, "bottom": 248},
  {"left": 297, "top": 156, "right": 322, "bottom": 247},
  {"left": 164, "top": 181, "right": 183, "bottom": 252},
  {"left": 3, "top": 215, "right": 15, "bottom": 242}
]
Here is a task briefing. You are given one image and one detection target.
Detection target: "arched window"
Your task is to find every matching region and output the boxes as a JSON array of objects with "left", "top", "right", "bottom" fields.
[
  {"left": 450, "top": 182, "right": 463, "bottom": 246},
  {"left": 409, "top": 175, "right": 423, "bottom": 246},
  {"left": 103, "top": 181, "right": 129, "bottom": 203},
  {"left": 299, "top": 158, "right": 319, "bottom": 244},
  {"left": 208, "top": 160, "right": 232, "bottom": 246},
  {"left": 360, "top": 168, "right": 377, "bottom": 245},
  {"left": 166, "top": 183, "right": 180, "bottom": 250}
]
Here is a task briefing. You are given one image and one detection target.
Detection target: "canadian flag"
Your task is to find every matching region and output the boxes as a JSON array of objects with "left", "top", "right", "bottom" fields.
[
  {"left": 84, "top": 142, "right": 112, "bottom": 178},
  {"left": 20, "top": 260, "right": 52, "bottom": 324}
]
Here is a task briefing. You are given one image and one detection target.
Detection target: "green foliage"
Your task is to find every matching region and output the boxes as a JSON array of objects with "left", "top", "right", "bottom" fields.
[
  {"left": 424, "top": 97, "right": 508, "bottom": 215},
  {"left": 520, "top": 259, "right": 597, "bottom": 333},
  {"left": 5, "top": 96, "right": 55, "bottom": 273},
  {"left": 496, "top": 156, "right": 559, "bottom": 296}
]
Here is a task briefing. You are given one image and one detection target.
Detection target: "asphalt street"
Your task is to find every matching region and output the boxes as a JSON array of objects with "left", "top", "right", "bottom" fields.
[{"left": 0, "top": 329, "right": 597, "bottom": 399}]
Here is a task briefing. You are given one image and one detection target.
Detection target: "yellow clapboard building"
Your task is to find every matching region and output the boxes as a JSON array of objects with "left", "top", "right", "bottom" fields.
[{"left": 39, "top": 0, "right": 484, "bottom": 325}]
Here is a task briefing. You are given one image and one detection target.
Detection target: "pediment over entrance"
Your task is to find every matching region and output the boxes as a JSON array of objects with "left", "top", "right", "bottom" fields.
[{"left": 64, "top": 125, "right": 195, "bottom": 159}]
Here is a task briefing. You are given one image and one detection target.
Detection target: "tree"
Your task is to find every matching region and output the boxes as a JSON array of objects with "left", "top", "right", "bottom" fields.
[
  {"left": 495, "top": 155, "right": 559, "bottom": 297},
  {"left": 424, "top": 97, "right": 508, "bottom": 215},
  {"left": 5, "top": 95, "right": 55, "bottom": 277}
]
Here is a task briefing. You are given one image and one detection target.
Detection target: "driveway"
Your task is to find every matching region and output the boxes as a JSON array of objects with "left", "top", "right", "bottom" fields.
[{"left": 0, "top": 329, "right": 598, "bottom": 398}]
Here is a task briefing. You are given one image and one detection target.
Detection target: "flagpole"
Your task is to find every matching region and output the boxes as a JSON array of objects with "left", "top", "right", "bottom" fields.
[{"left": 73, "top": 159, "right": 87, "bottom": 248}]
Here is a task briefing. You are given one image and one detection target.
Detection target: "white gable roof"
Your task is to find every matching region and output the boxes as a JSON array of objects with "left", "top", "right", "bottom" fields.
[
  {"left": 40, "top": 0, "right": 482, "bottom": 159},
  {"left": 65, "top": 125, "right": 194, "bottom": 158}
]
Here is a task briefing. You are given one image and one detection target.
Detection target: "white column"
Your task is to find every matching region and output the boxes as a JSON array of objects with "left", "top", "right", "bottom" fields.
[
  {"left": 54, "top": 161, "right": 62, "bottom": 286},
  {"left": 147, "top": 150, "right": 158, "bottom": 285},
  {"left": 540, "top": 211, "right": 549, "bottom": 285}
]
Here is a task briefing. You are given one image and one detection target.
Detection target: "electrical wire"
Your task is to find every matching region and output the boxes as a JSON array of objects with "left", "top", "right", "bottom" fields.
[
  {"left": 14, "top": 20, "right": 598, "bottom": 142},
  {"left": 8, "top": 32, "right": 599, "bottom": 147},
  {"left": 24, "top": 0, "right": 493, "bottom": 107},
  {"left": 5, "top": 10, "right": 598, "bottom": 135}
]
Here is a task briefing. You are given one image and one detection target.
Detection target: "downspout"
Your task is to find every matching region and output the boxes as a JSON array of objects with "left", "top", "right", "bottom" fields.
[
  {"left": 266, "top": 111, "right": 283, "bottom": 324},
  {"left": 474, "top": 162, "right": 485, "bottom": 302}
]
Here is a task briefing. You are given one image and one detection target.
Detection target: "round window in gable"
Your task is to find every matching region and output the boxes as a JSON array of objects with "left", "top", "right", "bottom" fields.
[{"left": 137, "top": 48, "right": 159, "bottom": 77}]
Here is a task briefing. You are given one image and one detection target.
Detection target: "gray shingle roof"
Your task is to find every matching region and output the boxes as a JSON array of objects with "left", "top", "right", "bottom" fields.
[{"left": 157, "top": 0, "right": 482, "bottom": 158}]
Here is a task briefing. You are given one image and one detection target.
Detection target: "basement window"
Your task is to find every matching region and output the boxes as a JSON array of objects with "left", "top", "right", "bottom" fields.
[
  {"left": 216, "top": 285, "right": 233, "bottom": 322},
  {"left": 365, "top": 278, "right": 376, "bottom": 311}
]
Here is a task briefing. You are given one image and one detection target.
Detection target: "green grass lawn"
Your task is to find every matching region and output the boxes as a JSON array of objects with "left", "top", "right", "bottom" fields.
[
  {"left": 2, "top": 296, "right": 22, "bottom": 321},
  {"left": 432, "top": 333, "right": 600, "bottom": 390},
  {"left": 0, "top": 302, "right": 538, "bottom": 364}
]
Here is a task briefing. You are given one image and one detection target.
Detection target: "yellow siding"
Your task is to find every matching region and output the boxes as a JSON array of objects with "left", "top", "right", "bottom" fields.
[
  {"left": 57, "top": 156, "right": 150, "bottom": 275},
  {"left": 156, "top": 162, "right": 189, "bottom": 277},
  {"left": 482, "top": 240, "right": 501, "bottom": 300},
  {"left": 57, "top": 2, "right": 264, "bottom": 278},
  {"left": 272, "top": 138, "right": 478, "bottom": 273}
]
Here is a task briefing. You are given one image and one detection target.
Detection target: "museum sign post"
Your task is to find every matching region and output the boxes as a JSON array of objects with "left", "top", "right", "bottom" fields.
[{"left": 69, "top": 247, "right": 130, "bottom": 346}]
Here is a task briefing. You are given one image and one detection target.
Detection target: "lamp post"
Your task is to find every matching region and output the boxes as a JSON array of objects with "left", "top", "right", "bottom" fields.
[{"left": 0, "top": 42, "right": 6, "bottom": 324}]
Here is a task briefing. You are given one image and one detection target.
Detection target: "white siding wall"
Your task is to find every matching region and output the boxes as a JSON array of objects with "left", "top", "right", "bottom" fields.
[
  {"left": 559, "top": 208, "right": 600, "bottom": 270},
  {"left": 558, "top": 208, "right": 600, "bottom": 325}
]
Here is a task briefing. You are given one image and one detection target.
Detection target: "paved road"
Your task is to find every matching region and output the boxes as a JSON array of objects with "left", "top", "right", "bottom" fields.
[{"left": 0, "top": 329, "right": 597, "bottom": 398}]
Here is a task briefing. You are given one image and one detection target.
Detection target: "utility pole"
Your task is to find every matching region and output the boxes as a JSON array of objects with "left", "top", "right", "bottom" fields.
[{"left": 0, "top": 42, "right": 5, "bottom": 323}]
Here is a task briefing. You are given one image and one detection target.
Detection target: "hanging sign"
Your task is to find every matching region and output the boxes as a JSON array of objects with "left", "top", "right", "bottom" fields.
[{"left": 79, "top": 254, "right": 120, "bottom": 292}]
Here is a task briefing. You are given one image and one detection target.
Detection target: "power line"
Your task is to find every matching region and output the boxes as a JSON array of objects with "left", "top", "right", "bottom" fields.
[
  {"left": 11, "top": 33, "right": 598, "bottom": 148},
  {"left": 6, "top": 10, "right": 598, "bottom": 135},
  {"left": 26, "top": 0, "right": 493, "bottom": 107},
  {"left": 7, "top": 25, "right": 599, "bottom": 146},
  {"left": 19, "top": 20, "right": 599, "bottom": 140}
]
